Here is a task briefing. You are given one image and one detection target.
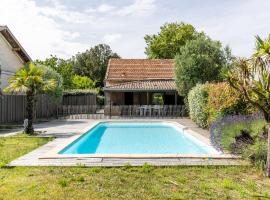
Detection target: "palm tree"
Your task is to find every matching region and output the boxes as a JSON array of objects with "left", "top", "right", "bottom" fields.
[
  {"left": 4, "top": 63, "right": 56, "bottom": 135},
  {"left": 227, "top": 35, "right": 270, "bottom": 177}
]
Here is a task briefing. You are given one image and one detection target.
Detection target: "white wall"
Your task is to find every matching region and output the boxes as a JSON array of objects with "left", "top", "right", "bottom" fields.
[{"left": 0, "top": 33, "right": 24, "bottom": 89}]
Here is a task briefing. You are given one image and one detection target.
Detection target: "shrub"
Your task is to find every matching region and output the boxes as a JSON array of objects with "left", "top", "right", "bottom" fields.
[
  {"left": 40, "top": 65, "right": 63, "bottom": 102},
  {"left": 63, "top": 89, "right": 98, "bottom": 95},
  {"left": 152, "top": 93, "right": 164, "bottom": 105},
  {"left": 97, "top": 95, "right": 105, "bottom": 105},
  {"left": 207, "top": 82, "right": 246, "bottom": 126},
  {"left": 72, "top": 75, "right": 95, "bottom": 89},
  {"left": 188, "top": 83, "right": 209, "bottom": 128},
  {"left": 188, "top": 82, "right": 250, "bottom": 128}
]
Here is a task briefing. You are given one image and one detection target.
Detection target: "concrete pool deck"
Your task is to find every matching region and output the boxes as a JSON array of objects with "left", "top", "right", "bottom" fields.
[{"left": 7, "top": 118, "right": 247, "bottom": 167}]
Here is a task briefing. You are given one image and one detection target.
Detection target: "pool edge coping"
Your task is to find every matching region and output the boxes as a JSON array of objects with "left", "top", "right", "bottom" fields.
[{"left": 40, "top": 120, "right": 240, "bottom": 160}]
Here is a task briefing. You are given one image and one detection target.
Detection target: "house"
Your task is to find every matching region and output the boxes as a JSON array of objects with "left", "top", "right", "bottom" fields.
[
  {"left": 0, "top": 26, "right": 31, "bottom": 89},
  {"left": 103, "top": 59, "right": 183, "bottom": 106}
]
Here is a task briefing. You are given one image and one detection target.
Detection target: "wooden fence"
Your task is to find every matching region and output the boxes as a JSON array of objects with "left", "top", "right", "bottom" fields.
[
  {"left": 0, "top": 94, "right": 58, "bottom": 124},
  {"left": 0, "top": 94, "right": 97, "bottom": 124},
  {"left": 62, "top": 94, "right": 96, "bottom": 105},
  {"left": 0, "top": 93, "right": 186, "bottom": 123}
]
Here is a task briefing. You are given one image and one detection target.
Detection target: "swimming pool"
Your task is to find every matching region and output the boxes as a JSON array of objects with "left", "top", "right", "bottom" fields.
[{"left": 59, "top": 122, "right": 219, "bottom": 155}]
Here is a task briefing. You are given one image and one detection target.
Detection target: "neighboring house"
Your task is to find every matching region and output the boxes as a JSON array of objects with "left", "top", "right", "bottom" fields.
[
  {"left": 103, "top": 59, "right": 183, "bottom": 105},
  {"left": 0, "top": 25, "right": 31, "bottom": 89}
]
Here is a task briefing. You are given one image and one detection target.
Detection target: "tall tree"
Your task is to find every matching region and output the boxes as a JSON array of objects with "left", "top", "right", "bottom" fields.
[
  {"left": 144, "top": 22, "right": 201, "bottom": 59},
  {"left": 174, "top": 35, "right": 228, "bottom": 97},
  {"left": 4, "top": 63, "right": 56, "bottom": 134},
  {"left": 227, "top": 35, "right": 270, "bottom": 177},
  {"left": 72, "top": 44, "right": 120, "bottom": 87}
]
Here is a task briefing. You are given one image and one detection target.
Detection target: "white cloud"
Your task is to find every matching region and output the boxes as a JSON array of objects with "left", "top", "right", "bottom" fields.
[
  {"left": 102, "top": 34, "right": 122, "bottom": 43},
  {"left": 195, "top": 0, "right": 270, "bottom": 57},
  {"left": 0, "top": 0, "right": 89, "bottom": 59},
  {"left": 97, "top": 4, "right": 115, "bottom": 13},
  {"left": 117, "top": 0, "right": 156, "bottom": 17},
  {"left": 39, "top": 0, "right": 95, "bottom": 24},
  {"left": 1, "top": 0, "right": 269, "bottom": 61},
  {"left": 86, "top": 4, "right": 115, "bottom": 13}
]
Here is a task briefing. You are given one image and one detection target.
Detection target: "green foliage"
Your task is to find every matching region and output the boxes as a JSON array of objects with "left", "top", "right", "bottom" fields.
[
  {"left": 152, "top": 93, "right": 164, "bottom": 105},
  {"left": 97, "top": 95, "right": 105, "bottom": 105},
  {"left": 72, "top": 44, "right": 120, "bottom": 86},
  {"left": 35, "top": 56, "right": 74, "bottom": 89},
  {"left": 3, "top": 63, "right": 57, "bottom": 134},
  {"left": 227, "top": 35, "right": 270, "bottom": 122},
  {"left": 207, "top": 82, "right": 248, "bottom": 126},
  {"left": 174, "top": 35, "right": 230, "bottom": 97},
  {"left": 39, "top": 65, "right": 63, "bottom": 102},
  {"left": 243, "top": 139, "right": 267, "bottom": 167},
  {"left": 226, "top": 35, "right": 270, "bottom": 176},
  {"left": 63, "top": 89, "right": 98, "bottom": 95},
  {"left": 188, "top": 83, "right": 209, "bottom": 128},
  {"left": 144, "top": 22, "right": 200, "bottom": 58},
  {"left": 220, "top": 119, "right": 266, "bottom": 151},
  {"left": 3, "top": 63, "right": 56, "bottom": 94},
  {"left": 188, "top": 82, "right": 249, "bottom": 128},
  {"left": 71, "top": 75, "right": 95, "bottom": 89},
  {"left": 219, "top": 118, "right": 267, "bottom": 165}
]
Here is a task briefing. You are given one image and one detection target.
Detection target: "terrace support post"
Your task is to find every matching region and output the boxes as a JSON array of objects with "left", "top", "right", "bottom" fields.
[
  {"left": 174, "top": 91, "right": 177, "bottom": 105},
  {"left": 109, "top": 100, "right": 112, "bottom": 119},
  {"left": 147, "top": 92, "right": 149, "bottom": 105}
]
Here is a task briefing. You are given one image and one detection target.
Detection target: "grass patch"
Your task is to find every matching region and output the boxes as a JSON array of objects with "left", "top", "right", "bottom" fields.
[
  {"left": 0, "top": 134, "right": 52, "bottom": 166},
  {"left": 0, "top": 135, "right": 270, "bottom": 199}
]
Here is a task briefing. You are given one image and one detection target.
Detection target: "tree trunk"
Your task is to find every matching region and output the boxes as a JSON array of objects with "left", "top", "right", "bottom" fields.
[
  {"left": 266, "top": 123, "right": 270, "bottom": 177},
  {"left": 25, "top": 91, "right": 34, "bottom": 135}
]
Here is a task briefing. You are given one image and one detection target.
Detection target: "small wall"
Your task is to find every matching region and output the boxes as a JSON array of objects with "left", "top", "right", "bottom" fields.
[{"left": 105, "top": 92, "right": 124, "bottom": 105}]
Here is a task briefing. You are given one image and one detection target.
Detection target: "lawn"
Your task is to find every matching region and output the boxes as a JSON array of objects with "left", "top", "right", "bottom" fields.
[{"left": 0, "top": 135, "right": 270, "bottom": 200}]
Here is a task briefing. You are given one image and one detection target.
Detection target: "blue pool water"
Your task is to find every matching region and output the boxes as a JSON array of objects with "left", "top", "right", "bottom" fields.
[{"left": 59, "top": 122, "right": 218, "bottom": 155}]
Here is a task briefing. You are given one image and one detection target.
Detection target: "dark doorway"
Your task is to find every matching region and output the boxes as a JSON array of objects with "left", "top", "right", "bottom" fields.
[
  {"left": 124, "top": 92, "right": 133, "bottom": 105},
  {"left": 164, "top": 94, "right": 174, "bottom": 105}
]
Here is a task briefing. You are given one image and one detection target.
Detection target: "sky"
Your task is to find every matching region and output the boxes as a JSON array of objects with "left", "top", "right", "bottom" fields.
[{"left": 0, "top": 0, "right": 269, "bottom": 60}]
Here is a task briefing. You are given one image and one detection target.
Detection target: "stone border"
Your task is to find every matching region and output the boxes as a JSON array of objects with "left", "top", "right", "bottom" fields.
[{"left": 40, "top": 120, "right": 237, "bottom": 159}]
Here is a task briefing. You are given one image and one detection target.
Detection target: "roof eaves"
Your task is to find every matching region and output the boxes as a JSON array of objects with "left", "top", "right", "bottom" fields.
[
  {"left": 103, "top": 88, "right": 176, "bottom": 92},
  {"left": 104, "top": 58, "right": 111, "bottom": 85},
  {"left": 0, "top": 25, "right": 32, "bottom": 63}
]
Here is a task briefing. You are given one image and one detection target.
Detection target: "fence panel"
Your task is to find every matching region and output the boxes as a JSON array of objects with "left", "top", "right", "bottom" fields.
[
  {"left": 0, "top": 94, "right": 58, "bottom": 124},
  {"left": 62, "top": 94, "right": 96, "bottom": 105}
]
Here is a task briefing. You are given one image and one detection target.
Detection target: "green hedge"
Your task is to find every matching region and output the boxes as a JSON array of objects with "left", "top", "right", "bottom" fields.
[
  {"left": 188, "top": 84, "right": 209, "bottom": 128},
  {"left": 188, "top": 82, "right": 249, "bottom": 128},
  {"left": 63, "top": 89, "right": 98, "bottom": 95}
]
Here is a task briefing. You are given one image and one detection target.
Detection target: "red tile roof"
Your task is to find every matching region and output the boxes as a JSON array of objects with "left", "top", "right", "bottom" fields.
[
  {"left": 105, "top": 59, "right": 174, "bottom": 81},
  {"left": 104, "top": 80, "right": 176, "bottom": 91}
]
